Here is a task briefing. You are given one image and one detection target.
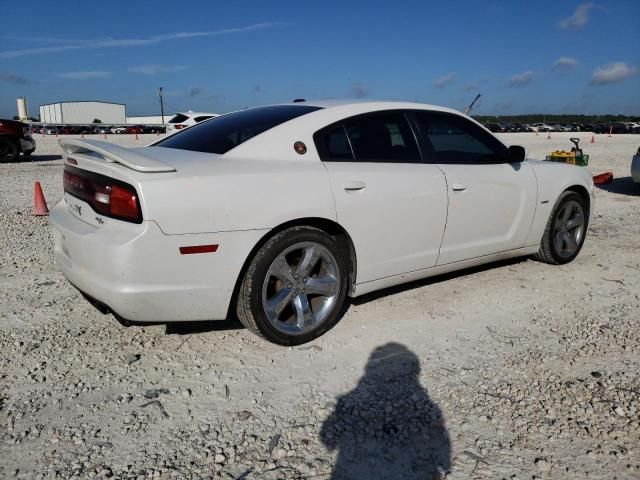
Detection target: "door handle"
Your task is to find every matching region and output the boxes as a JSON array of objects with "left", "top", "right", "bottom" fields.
[
  {"left": 344, "top": 181, "right": 366, "bottom": 192},
  {"left": 451, "top": 183, "right": 467, "bottom": 191}
]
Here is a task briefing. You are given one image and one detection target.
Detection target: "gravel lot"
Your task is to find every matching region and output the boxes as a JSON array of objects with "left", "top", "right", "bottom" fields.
[{"left": 1, "top": 132, "right": 639, "bottom": 479}]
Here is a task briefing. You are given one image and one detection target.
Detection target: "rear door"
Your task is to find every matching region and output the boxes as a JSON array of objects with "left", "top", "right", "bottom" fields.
[
  {"left": 413, "top": 111, "right": 537, "bottom": 265},
  {"left": 315, "top": 110, "right": 448, "bottom": 283}
]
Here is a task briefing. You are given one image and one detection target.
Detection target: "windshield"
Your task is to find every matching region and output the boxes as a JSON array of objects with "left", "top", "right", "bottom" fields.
[{"left": 155, "top": 105, "right": 322, "bottom": 154}]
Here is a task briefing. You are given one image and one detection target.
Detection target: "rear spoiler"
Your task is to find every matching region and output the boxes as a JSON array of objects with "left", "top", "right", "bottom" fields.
[{"left": 59, "top": 138, "right": 175, "bottom": 173}]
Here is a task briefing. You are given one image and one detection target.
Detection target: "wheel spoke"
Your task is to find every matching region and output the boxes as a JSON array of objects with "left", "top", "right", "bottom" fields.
[
  {"left": 565, "top": 233, "right": 578, "bottom": 252},
  {"left": 293, "top": 293, "right": 314, "bottom": 330},
  {"left": 305, "top": 275, "right": 338, "bottom": 296},
  {"left": 566, "top": 211, "right": 584, "bottom": 230},
  {"left": 296, "top": 245, "right": 322, "bottom": 277},
  {"left": 270, "top": 255, "right": 294, "bottom": 283},
  {"left": 266, "top": 287, "right": 294, "bottom": 318}
]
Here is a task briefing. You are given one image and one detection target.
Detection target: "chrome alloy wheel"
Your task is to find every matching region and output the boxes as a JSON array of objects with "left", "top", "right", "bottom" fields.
[
  {"left": 261, "top": 242, "right": 340, "bottom": 335},
  {"left": 553, "top": 199, "right": 585, "bottom": 259}
]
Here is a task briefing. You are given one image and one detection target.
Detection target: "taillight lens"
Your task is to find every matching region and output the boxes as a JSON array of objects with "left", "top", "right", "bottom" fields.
[
  {"left": 174, "top": 124, "right": 186, "bottom": 129},
  {"left": 63, "top": 165, "right": 142, "bottom": 223}
]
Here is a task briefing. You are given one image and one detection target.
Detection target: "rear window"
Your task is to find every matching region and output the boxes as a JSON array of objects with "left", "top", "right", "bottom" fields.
[
  {"left": 168, "top": 114, "right": 189, "bottom": 124},
  {"left": 156, "top": 105, "right": 322, "bottom": 155}
]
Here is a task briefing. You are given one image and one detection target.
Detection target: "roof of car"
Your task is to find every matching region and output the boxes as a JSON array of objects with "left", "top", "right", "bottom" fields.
[{"left": 286, "top": 99, "right": 462, "bottom": 115}]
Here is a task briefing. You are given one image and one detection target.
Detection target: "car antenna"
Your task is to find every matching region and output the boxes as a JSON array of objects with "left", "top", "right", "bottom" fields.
[{"left": 464, "top": 94, "right": 481, "bottom": 115}]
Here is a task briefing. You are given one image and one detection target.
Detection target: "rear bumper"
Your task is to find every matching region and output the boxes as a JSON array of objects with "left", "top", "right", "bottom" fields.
[{"left": 49, "top": 199, "right": 266, "bottom": 322}]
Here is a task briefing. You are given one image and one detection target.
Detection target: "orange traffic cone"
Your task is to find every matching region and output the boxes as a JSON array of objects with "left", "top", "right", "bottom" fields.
[
  {"left": 608, "top": 126, "right": 613, "bottom": 137},
  {"left": 135, "top": 132, "right": 139, "bottom": 140},
  {"left": 103, "top": 132, "right": 107, "bottom": 140},
  {"left": 547, "top": 131, "right": 551, "bottom": 139},
  {"left": 33, "top": 182, "right": 49, "bottom": 216},
  {"left": 81, "top": 131, "right": 84, "bottom": 139},
  {"left": 591, "top": 135, "right": 595, "bottom": 143}
]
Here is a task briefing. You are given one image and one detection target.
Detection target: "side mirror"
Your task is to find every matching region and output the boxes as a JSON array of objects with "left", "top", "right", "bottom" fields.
[{"left": 508, "top": 145, "right": 526, "bottom": 163}]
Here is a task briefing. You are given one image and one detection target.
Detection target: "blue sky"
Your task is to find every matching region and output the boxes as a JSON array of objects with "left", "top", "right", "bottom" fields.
[{"left": 1, "top": 0, "right": 639, "bottom": 118}]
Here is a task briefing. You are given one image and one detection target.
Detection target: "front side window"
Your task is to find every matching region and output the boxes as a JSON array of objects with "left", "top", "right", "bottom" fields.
[
  {"left": 415, "top": 112, "right": 506, "bottom": 164},
  {"left": 315, "top": 111, "right": 420, "bottom": 163},
  {"left": 156, "top": 105, "right": 322, "bottom": 154}
]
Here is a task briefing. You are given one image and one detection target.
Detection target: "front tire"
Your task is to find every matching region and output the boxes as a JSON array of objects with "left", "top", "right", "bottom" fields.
[
  {"left": 236, "top": 226, "right": 349, "bottom": 345},
  {"left": 534, "top": 191, "right": 587, "bottom": 265}
]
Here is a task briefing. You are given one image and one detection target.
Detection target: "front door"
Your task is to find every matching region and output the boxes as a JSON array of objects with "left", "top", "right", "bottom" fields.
[{"left": 413, "top": 111, "right": 537, "bottom": 265}]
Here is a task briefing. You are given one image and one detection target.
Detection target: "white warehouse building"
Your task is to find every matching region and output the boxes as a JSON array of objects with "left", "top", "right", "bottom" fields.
[{"left": 39, "top": 101, "right": 126, "bottom": 124}]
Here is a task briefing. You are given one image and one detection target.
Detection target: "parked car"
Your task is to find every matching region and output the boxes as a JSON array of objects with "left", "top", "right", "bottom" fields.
[
  {"left": 484, "top": 122, "right": 506, "bottom": 133},
  {"left": 44, "top": 126, "right": 58, "bottom": 135},
  {"left": 632, "top": 148, "right": 640, "bottom": 187},
  {"left": 94, "top": 125, "right": 112, "bottom": 134},
  {"left": 51, "top": 101, "right": 594, "bottom": 345},
  {"left": 125, "top": 125, "right": 144, "bottom": 135},
  {"left": 111, "top": 126, "right": 127, "bottom": 134},
  {"left": 531, "top": 123, "right": 553, "bottom": 132},
  {"left": 0, "top": 118, "right": 36, "bottom": 161},
  {"left": 166, "top": 111, "right": 218, "bottom": 135}
]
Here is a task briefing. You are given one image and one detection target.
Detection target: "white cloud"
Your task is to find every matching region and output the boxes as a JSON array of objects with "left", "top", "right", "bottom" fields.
[
  {"left": 0, "top": 22, "right": 281, "bottom": 59},
  {"left": 128, "top": 64, "right": 186, "bottom": 75},
  {"left": 553, "top": 56, "right": 579, "bottom": 72},
  {"left": 559, "top": 2, "right": 595, "bottom": 29},
  {"left": 434, "top": 73, "right": 455, "bottom": 89},
  {"left": 508, "top": 70, "right": 534, "bottom": 87},
  {"left": 590, "top": 62, "right": 637, "bottom": 85},
  {"left": 56, "top": 71, "right": 111, "bottom": 80}
]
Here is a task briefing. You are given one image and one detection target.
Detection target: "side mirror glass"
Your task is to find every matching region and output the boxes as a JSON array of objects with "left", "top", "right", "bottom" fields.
[{"left": 508, "top": 145, "right": 526, "bottom": 163}]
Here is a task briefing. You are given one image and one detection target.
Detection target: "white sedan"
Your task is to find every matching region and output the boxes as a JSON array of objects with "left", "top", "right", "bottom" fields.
[{"left": 50, "top": 101, "right": 594, "bottom": 345}]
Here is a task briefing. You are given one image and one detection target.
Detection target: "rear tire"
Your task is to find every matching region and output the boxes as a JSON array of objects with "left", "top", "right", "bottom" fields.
[
  {"left": 0, "top": 138, "right": 19, "bottom": 163},
  {"left": 236, "top": 226, "right": 349, "bottom": 345},
  {"left": 534, "top": 191, "right": 587, "bottom": 265}
]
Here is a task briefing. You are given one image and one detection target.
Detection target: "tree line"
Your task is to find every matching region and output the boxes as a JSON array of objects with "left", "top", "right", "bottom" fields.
[{"left": 472, "top": 114, "right": 640, "bottom": 124}]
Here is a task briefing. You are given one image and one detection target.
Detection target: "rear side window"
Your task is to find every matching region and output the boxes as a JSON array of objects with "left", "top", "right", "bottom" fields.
[
  {"left": 416, "top": 112, "right": 507, "bottom": 164},
  {"left": 168, "top": 114, "right": 189, "bottom": 124},
  {"left": 315, "top": 111, "right": 420, "bottom": 163},
  {"left": 156, "top": 105, "right": 322, "bottom": 154},
  {"left": 194, "top": 115, "right": 214, "bottom": 122}
]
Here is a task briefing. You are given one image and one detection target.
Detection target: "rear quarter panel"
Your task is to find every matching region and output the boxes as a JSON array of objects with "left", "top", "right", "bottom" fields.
[{"left": 140, "top": 157, "right": 337, "bottom": 234}]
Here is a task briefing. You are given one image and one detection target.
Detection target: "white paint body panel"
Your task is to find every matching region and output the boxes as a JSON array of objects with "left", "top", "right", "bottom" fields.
[
  {"left": 435, "top": 162, "right": 538, "bottom": 265},
  {"left": 49, "top": 100, "right": 595, "bottom": 323},
  {"left": 324, "top": 162, "right": 447, "bottom": 282}
]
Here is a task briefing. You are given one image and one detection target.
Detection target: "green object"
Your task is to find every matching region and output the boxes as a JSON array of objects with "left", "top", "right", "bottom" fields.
[{"left": 545, "top": 154, "right": 589, "bottom": 167}]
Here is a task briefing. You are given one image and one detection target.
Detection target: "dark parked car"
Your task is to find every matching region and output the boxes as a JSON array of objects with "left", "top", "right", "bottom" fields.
[
  {"left": 0, "top": 118, "right": 36, "bottom": 161},
  {"left": 484, "top": 122, "right": 507, "bottom": 133}
]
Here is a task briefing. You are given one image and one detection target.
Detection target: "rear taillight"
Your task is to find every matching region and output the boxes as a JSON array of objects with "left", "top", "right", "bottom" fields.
[
  {"left": 63, "top": 165, "right": 142, "bottom": 223},
  {"left": 174, "top": 124, "right": 186, "bottom": 130}
]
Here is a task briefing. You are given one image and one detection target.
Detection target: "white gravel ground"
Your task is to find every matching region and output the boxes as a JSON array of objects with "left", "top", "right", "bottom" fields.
[{"left": 1, "top": 132, "right": 639, "bottom": 480}]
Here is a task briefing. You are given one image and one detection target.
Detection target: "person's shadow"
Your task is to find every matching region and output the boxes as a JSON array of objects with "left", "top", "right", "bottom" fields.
[{"left": 320, "top": 343, "right": 450, "bottom": 480}]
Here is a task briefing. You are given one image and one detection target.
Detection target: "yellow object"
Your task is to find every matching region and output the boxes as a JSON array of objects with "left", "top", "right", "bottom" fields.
[{"left": 549, "top": 150, "right": 576, "bottom": 158}]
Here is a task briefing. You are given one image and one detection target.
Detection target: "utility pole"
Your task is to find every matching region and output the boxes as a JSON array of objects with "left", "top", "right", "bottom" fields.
[{"left": 158, "top": 87, "right": 165, "bottom": 124}]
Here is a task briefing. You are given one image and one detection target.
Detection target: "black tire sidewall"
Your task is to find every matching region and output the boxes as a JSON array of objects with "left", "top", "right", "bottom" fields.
[
  {"left": 0, "top": 139, "right": 19, "bottom": 162},
  {"left": 548, "top": 192, "right": 588, "bottom": 264},
  {"left": 247, "top": 228, "right": 349, "bottom": 345}
]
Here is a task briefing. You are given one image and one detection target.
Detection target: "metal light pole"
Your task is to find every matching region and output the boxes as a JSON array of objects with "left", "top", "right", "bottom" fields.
[{"left": 159, "top": 87, "right": 165, "bottom": 124}]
